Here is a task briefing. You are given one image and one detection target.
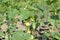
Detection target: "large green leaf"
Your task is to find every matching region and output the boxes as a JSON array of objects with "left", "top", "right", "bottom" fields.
[
  {"left": 20, "top": 9, "right": 34, "bottom": 21},
  {"left": 12, "top": 30, "right": 31, "bottom": 40},
  {"left": 7, "top": 7, "right": 19, "bottom": 20}
]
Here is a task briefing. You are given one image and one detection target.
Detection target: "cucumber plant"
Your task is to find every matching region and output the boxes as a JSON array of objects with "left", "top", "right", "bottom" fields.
[{"left": 0, "top": 0, "right": 60, "bottom": 40}]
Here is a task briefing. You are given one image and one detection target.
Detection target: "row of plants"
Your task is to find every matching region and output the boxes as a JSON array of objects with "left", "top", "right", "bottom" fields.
[{"left": 0, "top": 0, "right": 60, "bottom": 40}]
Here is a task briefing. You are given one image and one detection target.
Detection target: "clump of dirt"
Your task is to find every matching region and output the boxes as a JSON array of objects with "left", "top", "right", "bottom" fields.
[
  {"left": 16, "top": 21, "right": 26, "bottom": 31},
  {"left": 1, "top": 23, "right": 8, "bottom": 32}
]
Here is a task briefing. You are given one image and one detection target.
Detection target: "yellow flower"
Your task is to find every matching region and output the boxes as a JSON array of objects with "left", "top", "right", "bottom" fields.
[
  {"left": 27, "top": 30, "right": 31, "bottom": 33},
  {"left": 31, "top": 35, "right": 34, "bottom": 40},
  {"left": 25, "top": 21, "right": 31, "bottom": 26}
]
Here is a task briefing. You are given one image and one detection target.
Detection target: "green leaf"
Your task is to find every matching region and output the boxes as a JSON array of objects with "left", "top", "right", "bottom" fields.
[
  {"left": 48, "top": 18, "right": 55, "bottom": 26},
  {"left": 0, "top": 32, "right": 4, "bottom": 36},
  {"left": 5, "top": 33, "right": 8, "bottom": 40},
  {"left": 43, "top": 32, "right": 50, "bottom": 37},
  {"left": 12, "top": 30, "right": 31, "bottom": 40},
  {"left": 32, "top": 21, "right": 36, "bottom": 30},
  {"left": 0, "top": 5, "right": 7, "bottom": 13},
  {"left": 2, "top": 0, "right": 8, "bottom": 3},
  {"left": 20, "top": 9, "right": 34, "bottom": 21},
  {"left": 7, "top": 8, "right": 19, "bottom": 20},
  {"left": 52, "top": 32, "right": 60, "bottom": 40},
  {"left": 8, "top": 24, "right": 17, "bottom": 33}
]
